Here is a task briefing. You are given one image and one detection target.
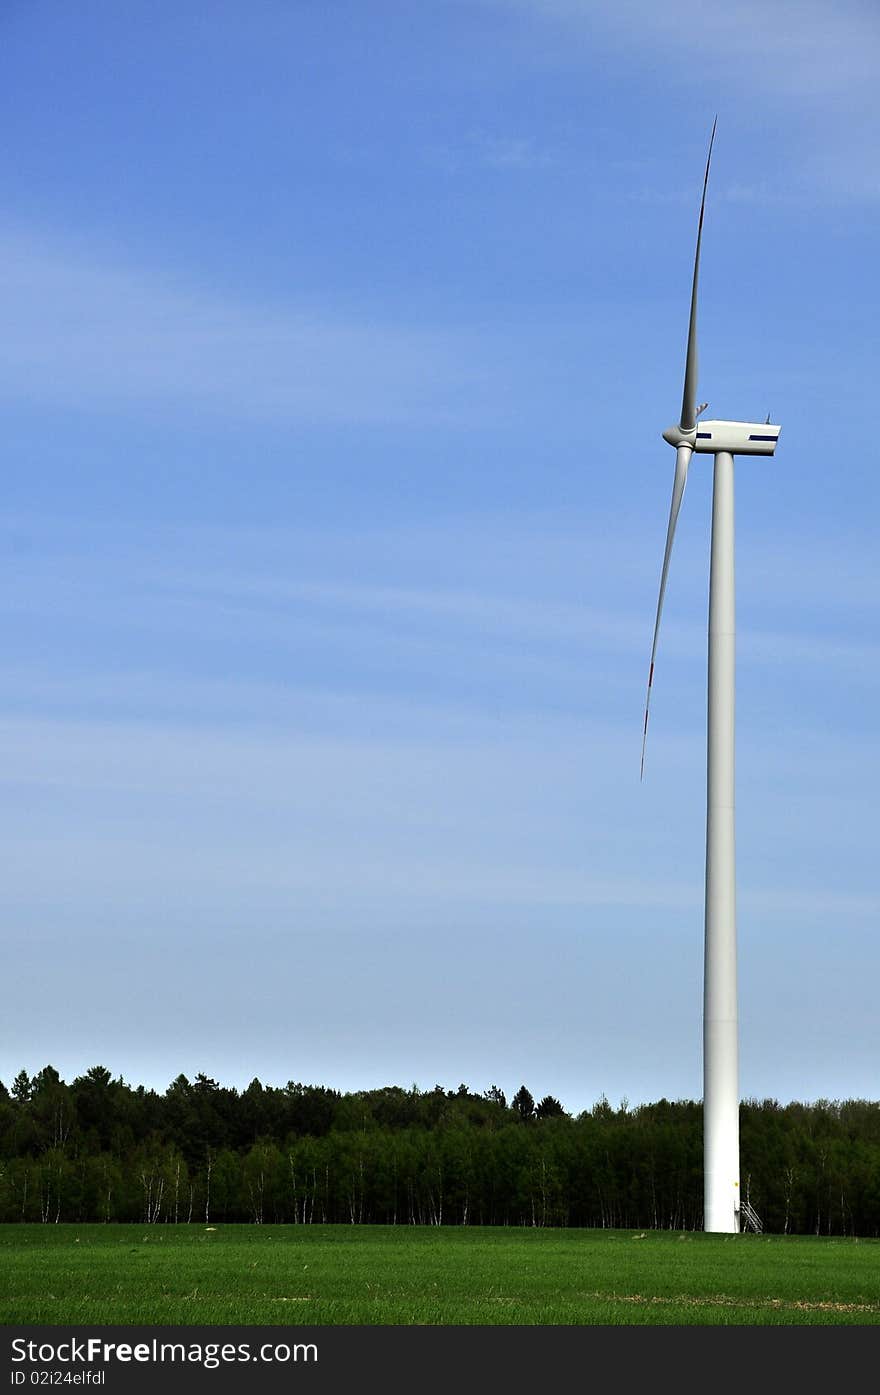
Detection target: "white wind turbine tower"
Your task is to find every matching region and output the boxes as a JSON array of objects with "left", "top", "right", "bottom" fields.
[{"left": 641, "top": 121, "right": 780, "bottom": 1234}]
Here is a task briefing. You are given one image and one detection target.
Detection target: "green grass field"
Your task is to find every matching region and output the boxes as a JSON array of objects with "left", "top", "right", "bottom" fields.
[{"left": 2, "top": 1225, "right": 878, "bottom": 1326}]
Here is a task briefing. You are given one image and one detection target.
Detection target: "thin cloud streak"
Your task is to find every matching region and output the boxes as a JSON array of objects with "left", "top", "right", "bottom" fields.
[
  {"left": 495, "top": 0, "right": 880, "bottom": 99},
  {"left": 480, "top": 0, "right": 880, "bottom": 200},
  {"left": 1, "top": 711, "right": 874, "bottom": 925},
  {"left": 2, "top": 510, "right": 876, "bottom": 712},
  {"left": 0, "top": 229, "right": 496, "bottom": 426},
  {"left": 140, "top": 570, "right": 880, "bottom": 676}
]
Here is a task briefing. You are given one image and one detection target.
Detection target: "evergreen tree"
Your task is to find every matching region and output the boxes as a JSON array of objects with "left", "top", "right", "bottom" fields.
[
  {"left": 511, "top": 1086, "right": 535, "bottom": 1121},
  {"left": 11, "top": 1070, "right": 31, "bottom": 1103}
]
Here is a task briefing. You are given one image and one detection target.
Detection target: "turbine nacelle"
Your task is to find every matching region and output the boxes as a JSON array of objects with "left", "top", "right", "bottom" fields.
[{"left": 662, "top": 420, "right": 781, "bottom": 456}]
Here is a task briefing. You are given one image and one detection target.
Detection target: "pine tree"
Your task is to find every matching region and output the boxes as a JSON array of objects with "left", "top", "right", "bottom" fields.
[{"left": 511, "top": 1086, "right": 535, "bottom": 1121}]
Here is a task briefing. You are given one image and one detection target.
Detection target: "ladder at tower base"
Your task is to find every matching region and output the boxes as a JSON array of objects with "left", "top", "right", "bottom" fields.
[{"left": 739, "top": 1198, "right": 763, "bottom": 1234}]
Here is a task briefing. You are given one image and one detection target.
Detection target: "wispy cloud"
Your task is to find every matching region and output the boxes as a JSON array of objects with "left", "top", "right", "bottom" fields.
[
  {"left": 2, "top": 712, "right": 874, "bottom": 924},
  {"left": 470, "top": 132, "right": 558, "bottom": 170},
  {"left": 2, "top": 513, "right": 876, "bottom": 713},
  {"left": 495, "top": 0, "right": 880, "bottom": 98},
  {"left": 626, "top": 183, "right": 809, "bottom": 210},
  {"left": 148, "top": 572, "right": 644, "bottom": 649},
  {"left": 423, "top": 130, "right": 559, "bottom": 175},
  {"left": 0, "top": 229, "right": 496, "bottom": 426},
  {"left": 478, "top": 0, "right": 880, "bottom": 200}
]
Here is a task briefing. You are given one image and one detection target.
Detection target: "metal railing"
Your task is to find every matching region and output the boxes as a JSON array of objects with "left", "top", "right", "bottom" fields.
[{"left": 740, "top": 1197, "right": 763, "bottom": 1234}]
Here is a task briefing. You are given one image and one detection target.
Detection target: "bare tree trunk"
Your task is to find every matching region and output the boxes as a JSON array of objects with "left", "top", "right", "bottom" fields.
[
  {"left": 247, "top": 1170, "right": 264, "bottom": 1224},
  {"left": 204, "top": 1151, "right": 213, "bottom": 1225},
  {"left": 783, "top": 1166, "right": 794, "bottom": 1234},
  {"left": 289, "top": 1156, "right": 299, "bottom": 1224},
  {"left": 141, "top": 1171, "right": 164, "bottom": 1224}
]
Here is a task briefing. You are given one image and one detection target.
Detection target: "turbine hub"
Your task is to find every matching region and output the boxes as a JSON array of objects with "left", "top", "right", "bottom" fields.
[{"left": 662, "top": 424, "right": 696, "bottom": 448}]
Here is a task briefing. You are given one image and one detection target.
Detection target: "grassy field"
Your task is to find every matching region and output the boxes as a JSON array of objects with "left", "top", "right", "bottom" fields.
[{"left": 1, "top": 1224, "right": 878, "bottom": 1326}]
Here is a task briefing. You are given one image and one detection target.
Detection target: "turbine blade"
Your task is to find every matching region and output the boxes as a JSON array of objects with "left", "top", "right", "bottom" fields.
[
  {"left": 680, "top": 117, "right": 717, "bottom": 432},
  {"left": 641, "top": 444, "right": 692, "bottom": 780}
]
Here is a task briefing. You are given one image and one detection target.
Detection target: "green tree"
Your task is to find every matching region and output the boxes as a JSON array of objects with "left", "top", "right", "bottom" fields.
[
  {"left": 11, "top": 1070, "right": 32, "bottom": 1103},
  {"left": 511, "top": 1086, "right": 535, "bottom": 1121}
]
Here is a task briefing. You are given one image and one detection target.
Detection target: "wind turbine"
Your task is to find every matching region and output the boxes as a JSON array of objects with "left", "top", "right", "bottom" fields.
[{"left": 640, "top": 121, "right": 780, "bottom": 1234}]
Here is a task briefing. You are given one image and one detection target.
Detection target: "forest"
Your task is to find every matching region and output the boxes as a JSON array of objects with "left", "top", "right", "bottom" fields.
[{"left": 2, "top": 1067, "right": 878, "bottom": 1236}]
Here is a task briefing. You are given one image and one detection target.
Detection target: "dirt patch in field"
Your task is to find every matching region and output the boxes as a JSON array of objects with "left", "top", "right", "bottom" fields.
[{"left": 579, "top": 1292, "right": 879, "bottom": 1315}]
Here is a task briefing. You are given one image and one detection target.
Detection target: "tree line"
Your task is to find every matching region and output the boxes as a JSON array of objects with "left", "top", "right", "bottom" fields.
[{"left": 1, "top": 1067, "right": 878, "bottom": 1235}]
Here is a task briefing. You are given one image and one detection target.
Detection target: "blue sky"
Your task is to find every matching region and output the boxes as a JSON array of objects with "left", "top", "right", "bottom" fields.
[{"left": 2, "top": 1, "right": 877, "bottom": 1114}]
